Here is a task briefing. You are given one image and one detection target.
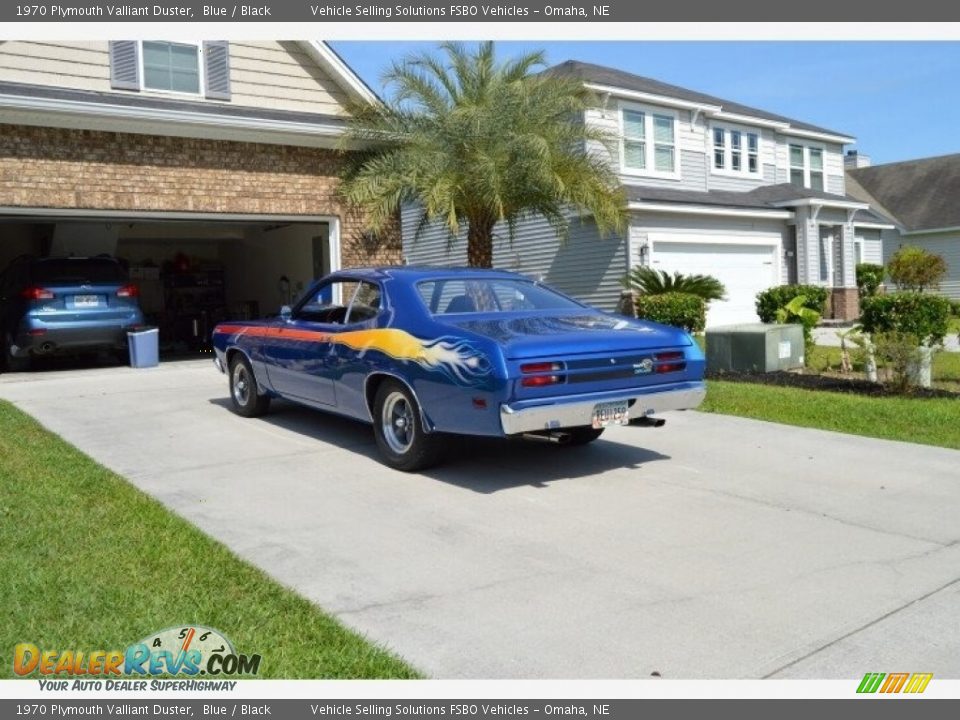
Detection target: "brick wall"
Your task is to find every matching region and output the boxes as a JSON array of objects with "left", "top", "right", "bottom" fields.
[
  {"left": 0, "top": 124, "right": 401, "bottom": 268},
  {"left": 830, "top": 288, "right": 859, "bottom": 321}
]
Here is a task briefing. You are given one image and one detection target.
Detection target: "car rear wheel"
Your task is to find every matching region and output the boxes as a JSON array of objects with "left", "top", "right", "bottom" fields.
[
  {"left": 3, "top": 333, "right": 31, "bottom": 373},
  {"left": 229, "top": 354, "right": 271, "bottom": 418},
  {"left": 564, "top": 427, "right": 605, "bottom": 446},
  {"left": 373, "top": 380, "right": 442, "bottom": 472}
]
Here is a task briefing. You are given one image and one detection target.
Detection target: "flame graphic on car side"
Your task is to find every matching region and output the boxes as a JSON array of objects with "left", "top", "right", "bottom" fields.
[{"left": 336, "top": 329, "right": 492, "bottom": 385}]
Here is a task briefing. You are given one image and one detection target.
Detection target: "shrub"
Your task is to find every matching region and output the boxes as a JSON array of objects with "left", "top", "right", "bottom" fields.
[
  {"left": 887, "top": 245, "right": 948, "bottom": 291},
  {"left": 755, "top": 285, "right": 829, "bottom": 323},
  {"left": 634, "top": 292, "right": 706, "bottom": 333},
  {"left": 623, "top": 265, "right": 726, "bottom": 301},
  {"left": 859, "top": 292, "right": 952, "bottom": 346},
  {"left": 855, "top": 263, "right": 885, "bottom": 298},
  {"left": 870, "top": 332, "right": 927, "bottom": 394},
  {"left": 950, "top": 299, "right": 960, "bottom": 318}
]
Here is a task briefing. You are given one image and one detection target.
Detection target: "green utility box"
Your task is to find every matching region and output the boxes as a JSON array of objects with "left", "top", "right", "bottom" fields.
[{"left": 706, "top": 323, "right": 805, "bottom": 373}]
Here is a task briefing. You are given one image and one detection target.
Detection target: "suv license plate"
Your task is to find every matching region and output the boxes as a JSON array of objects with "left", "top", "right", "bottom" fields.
[
  {"left": 73, "top": 295, "right": 100, "bottom": 307},
  {"left": 592, "top": 400, "right": 629, "bottom": 429}
]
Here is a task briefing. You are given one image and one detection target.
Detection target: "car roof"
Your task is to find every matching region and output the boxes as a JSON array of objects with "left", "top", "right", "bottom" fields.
[{"left": 331, "top": 266, "right": 527, "bottom": 282}]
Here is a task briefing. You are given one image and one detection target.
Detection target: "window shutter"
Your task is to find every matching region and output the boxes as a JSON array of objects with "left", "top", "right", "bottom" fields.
[
  {"left": 109, "top": 41, "right": 140, "bottom": 91},
  {"left": 203, "top": 41, "right": 231, "bottom": 101}
]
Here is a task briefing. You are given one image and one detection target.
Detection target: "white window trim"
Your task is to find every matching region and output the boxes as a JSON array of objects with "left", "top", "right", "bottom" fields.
[
  {"left": 618, "top": 101, "right": 681, "bottom": 180},
  {"left": 788, "top": 141, "right": 827, "bottom": 191},
  {"left": 138, "top": 40, "right": 205, "bottom": 98},
  {"left": 853, "top": 239, "right": 865, "bottom": 265},
  {"left": 710, "top": 122, "right": 763, "bottom": 178}
]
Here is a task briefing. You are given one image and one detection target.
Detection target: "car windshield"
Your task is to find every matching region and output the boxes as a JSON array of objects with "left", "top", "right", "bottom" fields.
[
  {"left": 417, "top": 278, "right": 583, "bottom": 315},
  {"left": 32, "top": 259, "right": 127, "bottom": 284}
]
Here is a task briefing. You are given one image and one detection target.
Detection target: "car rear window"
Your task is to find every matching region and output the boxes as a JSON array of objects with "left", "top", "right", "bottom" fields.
[
  {"left": 416, "top": 278, "right": 584, "bottom": 314},
  {"left": 32, "top": 259, "right": 127, "bottom": 284}
]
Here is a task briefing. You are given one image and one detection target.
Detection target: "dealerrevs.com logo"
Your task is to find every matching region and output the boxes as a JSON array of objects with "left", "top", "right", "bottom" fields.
[
  {"left": 857, "top": 672, "right": 933, "bottom": 694},
  {"left": 14, "top": 626, "right": 261, "bottom": 681}
]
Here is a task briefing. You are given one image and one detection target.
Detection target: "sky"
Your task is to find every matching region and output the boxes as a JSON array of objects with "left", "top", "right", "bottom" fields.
[{"left": 331, "top": 41, "right": 960, "bottom": 166}]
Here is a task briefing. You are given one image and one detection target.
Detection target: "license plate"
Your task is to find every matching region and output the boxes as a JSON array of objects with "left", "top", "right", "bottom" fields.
[
  {"left": 592, "top": 400, "right": 629, "bottom": 429},
  {"left": 73, "top": 295, "right": 100, "bottom": 307}
]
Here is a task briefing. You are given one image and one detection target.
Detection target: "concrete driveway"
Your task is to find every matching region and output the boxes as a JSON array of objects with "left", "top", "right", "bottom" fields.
[{"left": 2, "top": 361, "right": 959, "bottom": 679}]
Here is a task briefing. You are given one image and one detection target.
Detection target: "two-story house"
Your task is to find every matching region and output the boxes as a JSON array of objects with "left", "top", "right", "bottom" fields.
[
  {"left": 0, "top": 40, "right": 400, "bottom": 347},
  {"left": 401, "top": 61, "right": 893, "bottom": 326}
]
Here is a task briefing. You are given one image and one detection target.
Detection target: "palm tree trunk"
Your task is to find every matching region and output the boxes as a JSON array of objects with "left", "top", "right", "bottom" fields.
[{"left": 466, "top": 218, "right": 495, "bottom": 268}]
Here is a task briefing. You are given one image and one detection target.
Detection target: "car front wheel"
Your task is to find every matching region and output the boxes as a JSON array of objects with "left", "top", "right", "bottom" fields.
[
  {"left": 373, "top": 380, "right": 442, "bottom": 472},
  {"left": 229, "top": 354, "right": 271, "bottom": 418}
]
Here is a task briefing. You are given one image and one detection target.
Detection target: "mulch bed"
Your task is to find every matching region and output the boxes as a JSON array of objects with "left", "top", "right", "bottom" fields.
[{"left": 706, "top": 369, "right": 960, "bottom": 399}]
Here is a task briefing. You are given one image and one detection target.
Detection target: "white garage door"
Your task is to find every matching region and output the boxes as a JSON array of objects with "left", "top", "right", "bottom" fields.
[{"left": 651, "top": 237, "right": 779, "bottom": 327}]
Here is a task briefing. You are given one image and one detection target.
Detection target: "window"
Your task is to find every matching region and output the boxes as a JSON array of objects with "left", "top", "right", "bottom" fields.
[
  {"left": 417, "top": 279, "right": 583, "bottom": 315},
  {"left": 620, "top": 104, "right": 679, "bottom": 177},
  {"left": 622, "top": 109, "right": 646, "bottom": 170},
  {"left": 294, "top": 279, "right": 381, "bottom": 325},
  {"left": 711, "top": 125, "right": 760, "bottom": 176},
  {"left": 142, "top": 41, "right": 200, "bottom": 94},
  {"left": 809, "top": 148, "right": 824, "bottom": 191},
  {"left": 790, "top": 143, "right": 826, "bottom": 190}
]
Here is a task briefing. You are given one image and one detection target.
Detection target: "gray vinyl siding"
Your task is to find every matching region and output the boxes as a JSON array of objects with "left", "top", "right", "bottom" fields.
[
  {"left": 884, "top": 231, "right": 960, "bottom": 300},
  {"left": 401, "top": 205, "right": 627, "bottom": 311},
  {"left": 854, "top": 228, "right": 883, "bottom": 265},
  {"left": 827, "top": 174, "right": 845, "bottom": 195}
]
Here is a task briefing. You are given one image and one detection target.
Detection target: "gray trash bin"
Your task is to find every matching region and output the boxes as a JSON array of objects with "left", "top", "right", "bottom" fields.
[{"left": 127, "top": 326, "right": 159, "bottom": 368}]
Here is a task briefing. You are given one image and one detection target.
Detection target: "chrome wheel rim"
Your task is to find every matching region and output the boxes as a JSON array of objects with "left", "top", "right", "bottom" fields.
[
  {"left": 381, "top": 391, "right": 415, "bottom": 455},
  {"left": 232, "top": 364, "right": 251, "bottom": 406}
]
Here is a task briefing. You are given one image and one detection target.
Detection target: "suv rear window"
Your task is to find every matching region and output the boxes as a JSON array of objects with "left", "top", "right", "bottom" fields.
[{"left": 31, "top": 259, "right": 127, "bottom": 284}]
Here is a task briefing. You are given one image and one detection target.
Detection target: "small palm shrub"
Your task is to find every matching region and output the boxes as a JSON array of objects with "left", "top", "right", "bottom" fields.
[{"left": 623, "top": 266, "right": 726, "bottom": 301}]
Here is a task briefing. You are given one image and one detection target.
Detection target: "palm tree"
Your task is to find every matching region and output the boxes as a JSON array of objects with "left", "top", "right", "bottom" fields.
[
  {"left": 338, "top": 42, "right": 626, "bottom": 268},
  {"left": 623, "top": 266, "right": 727, "bottom": 302}
]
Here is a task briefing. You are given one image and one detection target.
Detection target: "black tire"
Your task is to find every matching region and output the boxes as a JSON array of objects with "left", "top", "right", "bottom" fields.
[
  {"left": 3, "top": 332, "right": 31, "bottom": 373},
  {"left": 564, "top": 427, "right": 605, "bottom": 446},
  {"left": 228, "top": 354, "right": 271, "bottom": 418},
  {"left": 372, "top": 379, "right": 443, "bottom": 472}
]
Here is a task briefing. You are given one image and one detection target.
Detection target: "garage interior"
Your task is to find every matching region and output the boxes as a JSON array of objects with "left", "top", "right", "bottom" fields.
[{"left": 0, "top": 214, "right": 332, "bottom": 357}]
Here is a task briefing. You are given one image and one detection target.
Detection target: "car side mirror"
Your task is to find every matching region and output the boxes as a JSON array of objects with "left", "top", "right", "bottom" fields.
[{"left": 280, "top": 305, "right": 292, "bottom": 321}]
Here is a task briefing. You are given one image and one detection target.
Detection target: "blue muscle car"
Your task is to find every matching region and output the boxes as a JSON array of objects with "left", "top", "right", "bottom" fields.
[{"left": 212, "top": 267, "right": 706, "bottom": 471}]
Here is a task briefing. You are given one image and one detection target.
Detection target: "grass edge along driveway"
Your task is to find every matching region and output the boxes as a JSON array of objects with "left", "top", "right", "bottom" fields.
[
  {"left": 701, "top": 380, "right": 960, "bottom": 451},
  {"left": 0, "top": 400, "right": 420, "bottom": 680}
]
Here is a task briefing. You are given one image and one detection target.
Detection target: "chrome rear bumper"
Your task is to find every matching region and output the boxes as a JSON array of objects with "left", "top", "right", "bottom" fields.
[{"left": 499, "top": 384, "right": 706, "bottom": 435}]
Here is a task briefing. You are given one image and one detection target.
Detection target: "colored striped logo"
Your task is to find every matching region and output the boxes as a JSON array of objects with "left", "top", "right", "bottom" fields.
[{"left": 857, "top": 672, "right": 933, "bottom": 694}]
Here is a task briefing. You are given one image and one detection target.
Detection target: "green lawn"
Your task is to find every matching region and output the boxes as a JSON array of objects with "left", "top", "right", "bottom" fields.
[
  {"left": 0, "top": 400, "right": 419, "bottom": 679},
  {"left": 807, "top": 344, "right": 960, "bottom": 385},
  {"left": 701, "top": 380, "right": 960, "bottom": 450}
]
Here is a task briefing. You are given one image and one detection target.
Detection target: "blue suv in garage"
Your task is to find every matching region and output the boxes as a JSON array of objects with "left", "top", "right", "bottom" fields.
[{"left": 0, "top": 256, "right": 144, "bottom": 371}]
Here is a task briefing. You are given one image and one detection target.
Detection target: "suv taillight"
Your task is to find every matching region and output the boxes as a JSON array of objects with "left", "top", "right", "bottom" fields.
[
  {"left": 117, "top": 284, "right": 139, "bottom": 298},
  {"left": 21, "top": 286, "right": 54, "bottom": 300}
]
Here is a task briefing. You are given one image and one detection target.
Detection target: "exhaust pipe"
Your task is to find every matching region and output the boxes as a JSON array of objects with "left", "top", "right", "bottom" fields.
[
  {"left": 36, "top": 342, "right": 55, "bottom": 355},
  {"left": 522, "top": 431, "right": 570, "bottom": 444},
  {"left": 631, "top": 416, "right": 666, "bottom": 428}
]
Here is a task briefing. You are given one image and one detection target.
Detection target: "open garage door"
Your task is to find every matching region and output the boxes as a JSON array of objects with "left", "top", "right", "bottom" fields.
[
  {"left": 650, "top": 235, "right": 780, "bottom": 327},
  {"left": 0, "top": 211, "right": 338, "bottom": 359}
]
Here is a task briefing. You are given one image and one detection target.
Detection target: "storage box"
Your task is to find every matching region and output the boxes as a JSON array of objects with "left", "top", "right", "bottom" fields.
[{"left": 706, "top": 323, "right": 805, "bottom": 373}]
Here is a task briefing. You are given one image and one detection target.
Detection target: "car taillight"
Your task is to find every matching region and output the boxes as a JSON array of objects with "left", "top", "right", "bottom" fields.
[
  {"left": 117, "top": 284, "right": 139, "bottom": 298},
  {"left": 520, "top": 361, "right": 564, "bottom": 387},
  {"left": 654, "top": 351, "right": 686, "bottom": 374},
  {"left": 21, "top": 286, "right": 54, "bottom": 300}
]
